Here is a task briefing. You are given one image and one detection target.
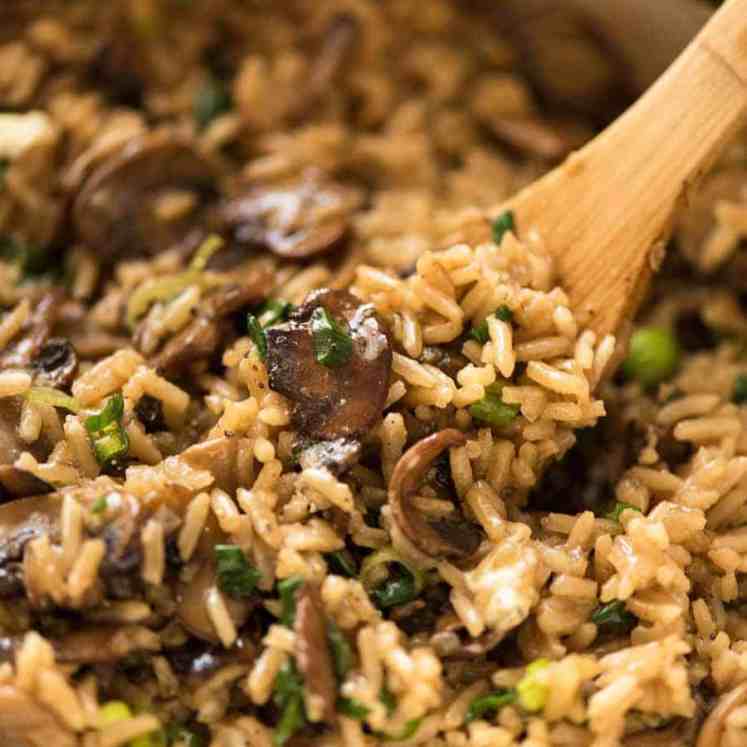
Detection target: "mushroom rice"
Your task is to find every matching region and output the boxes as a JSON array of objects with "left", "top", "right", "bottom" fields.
[{"left": 0, "top": 2, "right": 746, "bottom": 746}]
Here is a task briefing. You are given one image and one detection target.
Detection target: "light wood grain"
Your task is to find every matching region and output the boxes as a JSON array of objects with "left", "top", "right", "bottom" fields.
[{"left": 490, "top": 0, "right": 747, "bottom": 341}]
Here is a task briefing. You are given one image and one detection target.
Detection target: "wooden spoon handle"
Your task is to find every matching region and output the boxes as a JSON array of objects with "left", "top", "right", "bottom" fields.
[{"left": 504, "top": 0, "right": 747, "bottom": 339}]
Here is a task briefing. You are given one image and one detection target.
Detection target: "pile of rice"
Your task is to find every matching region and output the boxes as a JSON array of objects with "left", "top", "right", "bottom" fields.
[{"left": 0, "top": 2, "right": 746, "bottom": 747}]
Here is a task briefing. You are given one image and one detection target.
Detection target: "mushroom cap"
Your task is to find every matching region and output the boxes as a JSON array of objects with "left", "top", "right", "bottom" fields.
[
  {"left": 389, "top": 429, "right": 482, "bottom": 560},
  {"left": 266, "top": 289, "right": 392, "bottom": 441},
  {"left": 73, "top": 132, "right": 220, "bottom": 261}
]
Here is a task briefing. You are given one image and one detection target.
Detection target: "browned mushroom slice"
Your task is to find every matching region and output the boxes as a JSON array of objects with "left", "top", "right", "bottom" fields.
[
  {"left": 32, "top": 338, "right": 78, "bottom": 389},
  {"left": 297, "top": 437, "right": 362, "bottom": 476},
  {"left": 0, "top": 685, "right": 76, "bottom": 747},
  {"left": 0, "top": 399, "right": 54, "bottom": 500},
  {"left": 176, "top": 561, "right": 251, "bottom": 645},
  {"left": 152, "top": 280, "right": 268, "bottom": 377},
  {"left": 266, "top": 289, "right": 392, "bottom": 441},
  {"left": 696, "top": 681, "right": 747, "bottom": 747},
  {"left": 72, "top": 132, "right": 220, "bottom": 261},
  {"left": 389, "top": 429, "right": 482, "bottom": 560},
  {"left": 220, "top": 172, "right": 361, "bottom": 260},
  {"left": 0, "top": 290, "right": 61, "bottom": 371},
  {"left": 294, "top": 583, "right": 337, "bottom": 724}
]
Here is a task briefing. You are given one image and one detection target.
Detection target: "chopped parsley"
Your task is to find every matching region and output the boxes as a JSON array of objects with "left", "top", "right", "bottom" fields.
[
  {"left": 591, "top": 600, "right": 636, "bottom": 634},
  {"left": 465, "top": 690, "right": 517, "bottom": 723},
  {"left": 734, "top": 374, "right": 747, "bottom": 404},
  {"left": 491, "top": 210, "right": 515, "bottom": 245},
  {"left": 278, "top": 576, "right": 305, "bottom": 627},
  {"left": 272, "top": 661, "right": 307, "bottom": 747},
  {"left": 604, "top": 501, "right": 641, "bottom": 522},
  {"left": 311, "top": 306, "right": 353, "bottom": 368},
  {"left": 469, "top": 383, "right": 519, "bottom": 428},
  {"left": 214, "top": 545, "right": 261, "bottom": 598},
  {"left": 84, "top": 393, "right": 129, "bottom": 465},
  {"left": 193, "top": 77, "right": 233, "bottom": 130},
  {"left": 247, "top": 314, "right": 268, "bottom": 360}
]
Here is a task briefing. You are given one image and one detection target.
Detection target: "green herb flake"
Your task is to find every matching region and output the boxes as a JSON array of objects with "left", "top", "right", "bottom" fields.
[
  {"left": 311, "top": 307, "right": 353, "bottom": 368},
  {"left": 336, "top": 697, "right": 370, "bottom": 720},
  {"left": 734, "top": 374, "right": 747, "bottom": 404},
  {"left": 375, "top": 719, "right": 422, "bottom": 742},
  {"left": 372, "top": 573, "right": 419, "bottom": 609},
  {"left": 495, "top": 304, "right": 513, "bottom": 322},
  {"left": 91, "top": 496, "right": 109, "bottom": 515},
  {"left": 84, "top": 393, "right": 129, "bottom": 466},
  {"left": 468, "top": 319, "right": 490, "bottom": 345},
  {"left": 604, "top": 501, "right": 641, "bottom": 522},
  {"left": 516, "top": 659, "right": 550, "bottom": 712},
  {"left": 272, "top": 661, "right": 307, "bottom": 747},
  {"left": 326, "top": 549, "right": 357, "bottom": 577},
  {"left": 259, "top": 299, "right": 293, "bottom": 328},
  {"left": 193, "top": 77, "right": 233, "bottom": 130},
  {"left": 278, "top": 576, "right": 305, "bottom": 627},
  {"left": 491, "top": 210, "right": 515, "bottom": 245},
  {"left": 328, "top": 621, "right": 353, "bottom": 680},
  {"left": 380, "top": 686, "right": 397, "bottom": 717},
  {"left": 214, "top": 545, "right": 261, "bottom": 598},
  {"left": 465, "top": 689, "right": 517, "bottom": 723},
  {"left": 469, "top": 391, "right": 519, "bottom": 428},
  {"left": 247, "top": 314, "right": 268, "bottom": 360},
  {"left": 591, "top": 600, "right": 636, "bottom": 634}
]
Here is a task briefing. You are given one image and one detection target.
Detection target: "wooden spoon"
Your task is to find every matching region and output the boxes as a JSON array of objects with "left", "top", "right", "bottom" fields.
[{"left": 491, "top": 0, "right": 747, "bottom": 342}]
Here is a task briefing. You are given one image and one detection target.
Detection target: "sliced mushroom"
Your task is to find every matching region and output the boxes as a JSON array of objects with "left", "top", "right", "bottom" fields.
[
  {"left": 219, "top": 171, "right": 361, "bottom": 260},
  {"left": 389, "top": 429, "right": 482, "bottom": 560},
  {"left": 266, "top": 289, "right": 392, "bottom": 441},
  {"left": 294, "top": 583, "right": 337, "bottom": 724},
  {"left": 176, "top": 560, "right": 250, "bottom": 645},
  {"left": 32, "top": 338, "right": 78, "bottom": 389},
  {"left": 72, "top": 132, "right": 220, "bottom": 261},
  {"left": 696, "top": 681, "right": 747, "bottom": 747},
  {"left": 430, "top": 611, "right": 504, "bottom": 658},
  {"left": 151, "top": 280, "right": 268, "bottom": 377},
  {"left": 0, "top": 399, "right": 54, "bottom": 500},
  {"left": 0, "top": 685, "right": 76, "bottom": 747},
  {"left": 0, "top": 290, "right": 61, "bottom": 371}
]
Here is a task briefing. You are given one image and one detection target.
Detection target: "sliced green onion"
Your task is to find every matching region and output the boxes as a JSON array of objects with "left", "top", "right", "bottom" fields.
[
  {"left": 311, "top": 307, "right": 353, "bottom": 368},
  {"left": 604, "top": 501, "right": 641, "bottom": 522},
  {"left": 495, "top": 304, "right": 513, "bottom": 322},
  {"left": 623, "top": 327, "right": 681, "bottom": 388},
  {"left": 247, "top": 314, "right": 267, "bottom": 360},
  {"left": 98, "top": 700, "right": 132, "bottom": 727},
  {"left": 516, "top": 659, "right": 550, "bottom": 712},
  {"left": 26, "top": 386, "right": 81, "bottom": 413},
  {"left": 193, "top": 77, "right": 233, "bottom": 130},
  {"left": 278, "top": 576, "right": 305, "bottom": 627},
  {"left": 84, "top": 393, "right": 129, "bottom": 466},
  {"left": 328, "top": 621, "right": 353, "bottom": 680},
  {"left": 733, "top": 374, "right": 747, "bottom": 404},
  {"left": 360, "top": 546, "right": 425, "bottom": 609},
  {"left": 469, "top": 388, "right": 519, "bottom": 428},
  {"left": 468, "top": 320, "right": 490, "bottom": 345},
  {"left": 91, "top": 496, "right": 109, "bottom": 515},
  {"left": 327, "top": 549, "right": 357, "bottom": 577},
  {"left": 258, "top": 299, "right": 293, "bottom": 328},
  {"left": 214, "top": 545, "right": 261, "bottom": 598},
  {"left": 375, "top": 719, "right": 422, "bottom": 742},
  {"left": 591, "top": 600, "right": 636, "bottom": 634},
  {"left": 491, "top": 210, "right": 515, "bottom": 245},
  {"left": 336, "top": 697, "right": 370, "bottom": 720},
  {"left": 465, "top": 690, "right": 517, "bottom": 723},
  {"left": 188, "top": 234, "right": 224, "bottom": 271},
  {"left": 126, "top": 270, "right": 202, "bottom": 329},
  {"left": 273, "top": 661, "right": 307, "bottom": 747}
]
